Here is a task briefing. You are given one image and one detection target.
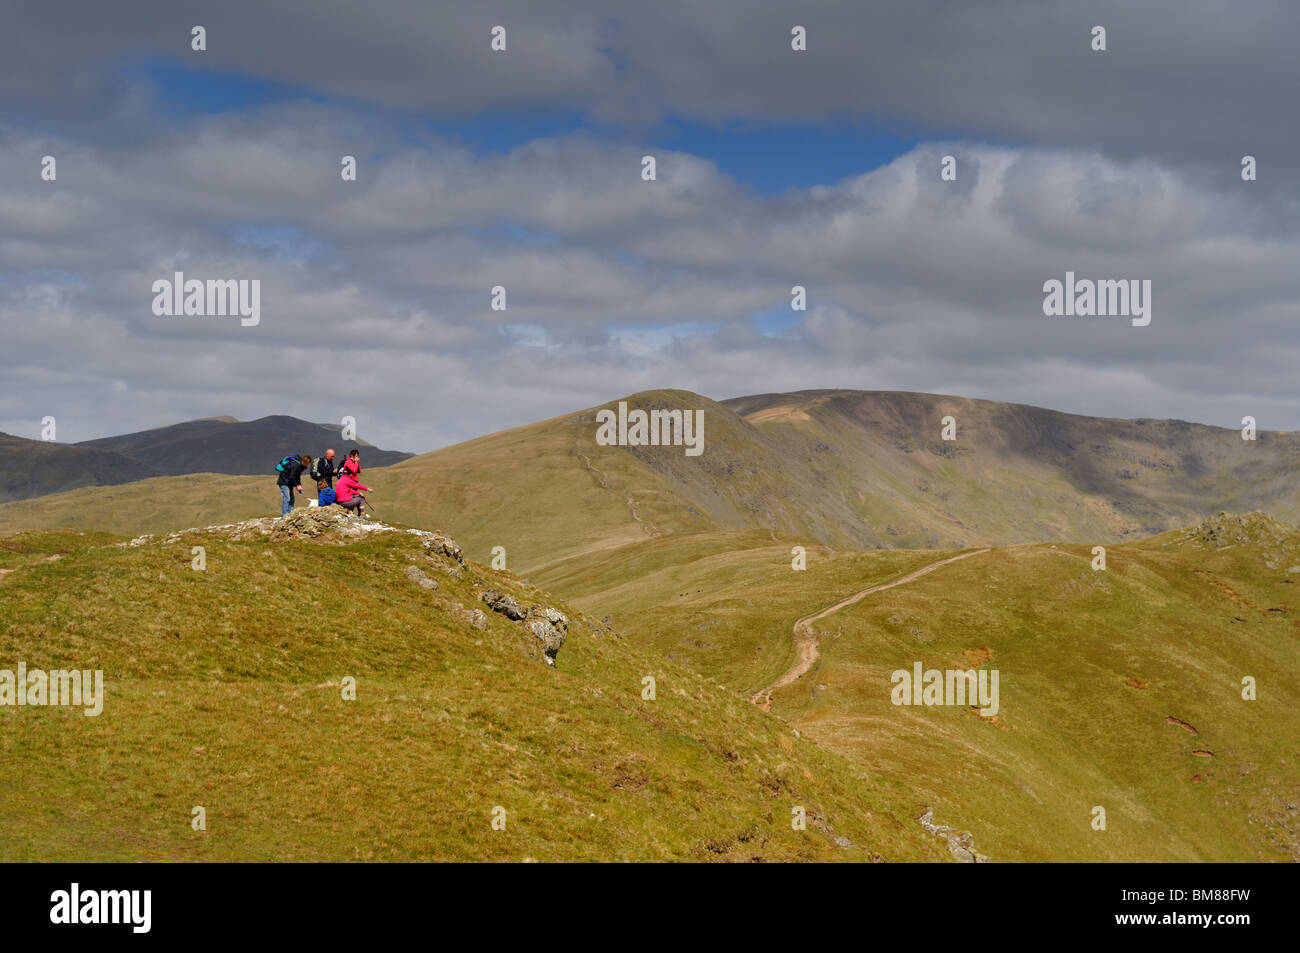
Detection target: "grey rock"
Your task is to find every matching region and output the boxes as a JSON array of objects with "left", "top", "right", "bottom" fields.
[
  {"left": 405, "top": 565, "right": 438, "bottom": 591},
  {"left": 480, "top": 589, "right": 526, "bottom": 620},
  {"left": 526, "top": 605, "right": 569, "bottom": 661},
  {"left": 454, "top": 606, "right": 488, "bottom": 630},
  {"left": 418, "top": 533, "right": 465, "bottom": 566}
]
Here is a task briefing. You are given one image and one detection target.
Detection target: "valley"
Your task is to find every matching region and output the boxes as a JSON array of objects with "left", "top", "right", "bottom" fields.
[{"left": 3, "top": 390, "right": 1298, "bottom": 861}]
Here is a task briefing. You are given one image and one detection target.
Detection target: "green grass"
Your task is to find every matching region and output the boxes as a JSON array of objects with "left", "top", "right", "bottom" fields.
[
  {"left": 0, "top": 521, "right": 947, "bottom": 862},
  {"left": 4, "top": 420, "right": 1297, "bottom": 861},
  {"left": 531, "top": 519, "right": 1300, "bottom": 861},
  {"left": 532, "top": 529, "right": 944, "bottom": 693}
]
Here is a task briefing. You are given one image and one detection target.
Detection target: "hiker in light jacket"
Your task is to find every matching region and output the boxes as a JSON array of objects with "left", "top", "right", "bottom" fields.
[
  {"left": 339, "top": 448, "right": 361, "bottom": 479},
  {"left": 335, "top": 471, "right": 371, "bottom": 516}
]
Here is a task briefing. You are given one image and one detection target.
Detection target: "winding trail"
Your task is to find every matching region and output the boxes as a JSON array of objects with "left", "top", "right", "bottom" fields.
[
  {"left": 751, "top": 548, "right": 990, "bottom": 709},
  {"left": 575, "top": 440, "right": 659, "bottom": 536}
]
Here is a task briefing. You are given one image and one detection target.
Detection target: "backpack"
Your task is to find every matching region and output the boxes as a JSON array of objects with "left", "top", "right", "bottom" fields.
[
  {"left": 275, "top": 455, "right": 298, "bottom": 474},
  {"left": 309, "top": 457, "right": 322, "bottom": 480}
]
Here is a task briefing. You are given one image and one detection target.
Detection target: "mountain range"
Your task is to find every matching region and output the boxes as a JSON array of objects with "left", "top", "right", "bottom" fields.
[
  {"left": 369, "top": 388, "right": 1300, "bottom": 571},
  {"left": 3, "top": 390, "right": 1297, "bottom": 560},
  {"left": 0, "top": 415, "right": 413, "bottom": 502}
]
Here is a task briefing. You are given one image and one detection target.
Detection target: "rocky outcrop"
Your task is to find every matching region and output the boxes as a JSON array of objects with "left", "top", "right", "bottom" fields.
[
  {"left": 918, "top": 807, "right": 989, "bottom": 863},
  {"left": 1187, "top": 511, "right": 1297, "bottom": 550},
  {"left": 480, "top": 590, "right": 569, "bottom": 663},
  {"left": 419, "top": 533, "right": 464, "bottom": 566},
  {"left": 480, "top": 589, "right": 526, "bottom": 620},
  {"left": 525, "top": 606, "right": 569, "bottom": 662},
  {"left": 120, "top": 508, "right": 565, "bottom": 663},
  {"left": 121, "top": 506, "right": 468, "bottom": 554}
]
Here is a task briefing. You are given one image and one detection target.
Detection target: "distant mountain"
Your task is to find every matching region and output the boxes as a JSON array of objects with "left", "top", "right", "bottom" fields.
[
  {"left": 367, "top": 388, "right": 1300, "bottom": 569},
  {"left": 76, "top": 415, "right": 415, "bottom": 476},
  {"left": 0, "top": 433, "right": 164, "bottom": 503},
  {"left": 6, "top": 391, "right": 1300, "bottom": 565},
  {"left": 0, "top": 416, "right": 414, "bottom": 502}
]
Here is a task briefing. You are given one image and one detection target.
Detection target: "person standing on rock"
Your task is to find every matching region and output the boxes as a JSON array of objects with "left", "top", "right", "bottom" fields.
[
  {"left": 339, "top": 448, "right": 361, "bottom": 480},
  {"left": 312, "top": 448, "right": 339, "bottom": 488},
  {"left": 276, "top": 453, "right": 311, "bottom": 517}
]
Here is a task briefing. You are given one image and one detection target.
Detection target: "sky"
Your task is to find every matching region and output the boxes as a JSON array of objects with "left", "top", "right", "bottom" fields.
[{"left": 2, "top": 0, "right": 1298, "bottom": 451}]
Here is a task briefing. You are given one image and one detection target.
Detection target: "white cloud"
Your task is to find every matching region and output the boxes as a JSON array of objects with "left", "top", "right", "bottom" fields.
[{"left": 1, "top": 95, "right": 1298, "bottom": 449}]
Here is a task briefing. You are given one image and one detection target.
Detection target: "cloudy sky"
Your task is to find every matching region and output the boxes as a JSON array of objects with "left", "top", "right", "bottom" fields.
[{"left": 3, "top": 0, "right": 1297, "bottom": 450}]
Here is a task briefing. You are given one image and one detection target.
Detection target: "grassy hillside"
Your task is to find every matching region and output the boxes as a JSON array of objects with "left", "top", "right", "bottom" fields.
[
  {"left": 0, "top": 395, "right": 728, "bottom": 568},
  {"left": 6, "top": 389, "right": 1299, "bottom": 573},
  {"left": 0, "top": 473, "right": 271, "bottom": 536},
  {"left": 532, "top": 515, "right": 1300, "bottom": 861},
  {"left": 0, "top": 509, "right": 947, "bottom": 862},
  {"left": 531, "top": 529, "right": 946, "bottom": 691},
  {"left": 0, "top": 432, "right": 162, "bottom": 503}
]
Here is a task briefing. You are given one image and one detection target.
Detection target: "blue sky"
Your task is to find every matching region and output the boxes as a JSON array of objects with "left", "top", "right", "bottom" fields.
[
  {"left": 7, "top": 2, "right": 1299, "bottom": 448},
  {"left": 134, "top": 58, "right": 921, "bottom": 194},
  {"left": 126, "top": 58, "right": 921, "bottom": 355}
]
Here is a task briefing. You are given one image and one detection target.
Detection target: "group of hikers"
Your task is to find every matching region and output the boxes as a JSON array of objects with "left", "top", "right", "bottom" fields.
[{"left": 275, "top": 447, "right": 374, "bottom": 518}]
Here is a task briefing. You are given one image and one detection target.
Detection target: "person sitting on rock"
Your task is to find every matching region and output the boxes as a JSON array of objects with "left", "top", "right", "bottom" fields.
[
  {"left": 335, "top": 471, "right": 372, "bottom": 516},
  {"left": 317, "top": 479, "right": 337, "bottom": 507}
]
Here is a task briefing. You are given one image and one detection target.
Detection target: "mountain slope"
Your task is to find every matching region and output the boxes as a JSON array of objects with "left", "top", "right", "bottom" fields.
[
  {"left": 0, "top": 509, "right": 946, "bottom": 862},
  {"left": 378, "top": 387, "right": 1300, "bottom": 568},
  {"left": 0, "top": 432, "right": 163, "bottom": 503},
  {"left": 6, "top": 388, "right": 1300, "bottom": 570},
  {"left": 718, "top": 389, "right": 1300, "bottom": 548},
  {"left": 530, "top": 515, "right": 1300, "bottom": 861}
]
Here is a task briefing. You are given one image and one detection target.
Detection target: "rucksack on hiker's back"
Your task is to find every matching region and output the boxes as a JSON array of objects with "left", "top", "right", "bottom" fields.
[
  {"left": 276, "top": 455, "right": 298, "bottom": 474},
  {"left": 309, "top": 458, "right": 322, "bottom": 480}
]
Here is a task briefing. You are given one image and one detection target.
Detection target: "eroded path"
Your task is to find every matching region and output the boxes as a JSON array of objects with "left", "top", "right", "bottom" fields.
[{"left": 751, "top": 548, "right": 990, "bottom": 709}]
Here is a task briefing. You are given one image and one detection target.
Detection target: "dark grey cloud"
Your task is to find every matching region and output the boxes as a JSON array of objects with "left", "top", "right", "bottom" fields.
[
  {"left": 6, "top": 1, "right": 1296, "bottom": 166},
  {"left": 0, "top": 1, "right": 1297, "bottom": 452}
]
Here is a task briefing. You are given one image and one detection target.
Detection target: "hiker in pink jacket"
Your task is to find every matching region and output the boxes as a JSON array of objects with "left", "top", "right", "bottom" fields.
[{"left": 335, "top": 472, "right": 372, "bottom": 516}]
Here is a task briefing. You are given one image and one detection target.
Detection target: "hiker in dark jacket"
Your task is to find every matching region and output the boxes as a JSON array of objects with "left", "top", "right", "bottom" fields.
[
  {"left": 276, "top": 454, "right": 311, "bottom": 516},
  {"left": 311, "top": 448, "right": 339, "bottom": 488}
]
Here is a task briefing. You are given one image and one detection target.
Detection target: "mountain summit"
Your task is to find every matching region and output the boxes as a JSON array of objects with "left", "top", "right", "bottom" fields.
[{"left": 0, "top": 416, "right": 416, "bottom": 502}]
